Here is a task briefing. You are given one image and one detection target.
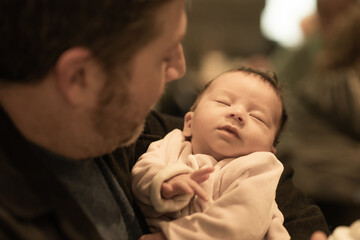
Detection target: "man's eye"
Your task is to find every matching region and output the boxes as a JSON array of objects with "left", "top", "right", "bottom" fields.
[{"left": 215, "top": 100, "right": 230, "bottom": 106}]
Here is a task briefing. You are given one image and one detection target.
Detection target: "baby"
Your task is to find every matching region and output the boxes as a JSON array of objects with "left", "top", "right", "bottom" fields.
[{"left": 132, "top": 66, "right": 290, "bottom": 240}]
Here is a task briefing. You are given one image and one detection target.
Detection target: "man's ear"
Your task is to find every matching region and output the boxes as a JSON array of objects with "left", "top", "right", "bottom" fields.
[
  {"left": 183, "top": 112, "right": 194, "bottom": 137},
  {"left": 54, "top": 47, "right": 103, "bottom": 108}
]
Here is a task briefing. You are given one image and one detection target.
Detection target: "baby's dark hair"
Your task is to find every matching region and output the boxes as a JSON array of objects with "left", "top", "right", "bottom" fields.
[{"left": 190, "top": 66, "right": 288, "bottom": 147}]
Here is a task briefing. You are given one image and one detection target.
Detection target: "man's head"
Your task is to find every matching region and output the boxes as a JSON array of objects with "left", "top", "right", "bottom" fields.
[
  {"left": 0, "top": 0, "right": 187, "bottom": 159},
  {"left": 1, "top": 0, "right": 178, "bottom": 82},
  {"left": 92, "top": 0, "right": 187, "bottom": 149},
  {"left": 183, "top": 66, "right": 287, "bottom": 160}
]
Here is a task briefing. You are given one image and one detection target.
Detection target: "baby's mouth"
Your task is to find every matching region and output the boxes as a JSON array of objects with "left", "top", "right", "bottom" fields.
[{"left": 218, "top": 125, "right": 240, "bottom": 138}]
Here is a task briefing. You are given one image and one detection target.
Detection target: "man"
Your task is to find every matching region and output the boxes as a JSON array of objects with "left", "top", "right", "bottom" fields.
[
  {"left": 0, "top": 0, "right": 328, "bottom": 239},
  {"left": 0, "top": 0, "right": 186, "bottom": 239}
]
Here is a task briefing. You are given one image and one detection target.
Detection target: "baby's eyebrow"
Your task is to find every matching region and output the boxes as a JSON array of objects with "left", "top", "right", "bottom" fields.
[{"left": 210, "top": 89, "right": 235, "bottom": 98}]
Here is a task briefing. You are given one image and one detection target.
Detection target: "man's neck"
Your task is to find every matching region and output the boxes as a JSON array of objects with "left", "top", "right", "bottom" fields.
[{"left": 0, "top": 80, "right": 96, "bottom": 159}]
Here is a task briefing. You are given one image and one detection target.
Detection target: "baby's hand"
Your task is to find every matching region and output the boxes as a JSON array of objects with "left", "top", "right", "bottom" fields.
[
  {"left": 161, "top": 167, "right": 214, "bottom": 201},
  {"left": 311, "top": 231, "right": 328, "bottom": 240},
  {"left": 139, "top": 232, "right": 167, "bottom": 240}
]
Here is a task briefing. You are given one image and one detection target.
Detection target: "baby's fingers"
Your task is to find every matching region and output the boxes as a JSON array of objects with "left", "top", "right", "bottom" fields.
[
  {"left": 188, "top": 180, "right": 209, "bottom": 202},
  {"left": 310, "top": 231, "right": 328, "bottom": 240},
  {"left": 139, "top": 232, "right": 166, "bottom": 240},
  {"left": 161, "top": 181, "right": 193, "bottom": 199},
  {"left": 190, "top": 167, "right": 215, "bottom": 183}
]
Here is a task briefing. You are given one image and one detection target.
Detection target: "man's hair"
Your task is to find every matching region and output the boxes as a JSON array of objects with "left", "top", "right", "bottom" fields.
[
  {"left": 190, "top": 66, "right": 288, "bottom": 146},
  {"left": 0, "top": 0, "right": 173, "bottom": 83}
]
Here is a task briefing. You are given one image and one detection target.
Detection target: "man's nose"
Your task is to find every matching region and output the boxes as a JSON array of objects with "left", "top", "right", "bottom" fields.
[{"left": 165, "top": 44, "right": 186, "bottom": 82}]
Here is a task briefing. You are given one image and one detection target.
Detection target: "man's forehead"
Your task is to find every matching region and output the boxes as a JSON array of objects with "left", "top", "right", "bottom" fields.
[{"left": 156, "top": 0, "right": 187, "bottom": 47}]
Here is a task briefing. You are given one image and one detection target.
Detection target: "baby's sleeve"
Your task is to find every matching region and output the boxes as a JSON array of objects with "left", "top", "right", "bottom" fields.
[{"left": 131, "top": 129, "right": 195, "bottom": 217}]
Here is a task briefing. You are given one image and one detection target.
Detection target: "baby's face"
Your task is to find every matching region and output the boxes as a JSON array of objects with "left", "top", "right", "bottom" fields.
[{"left": 183, "top": 71, "right": 282, "bottom": 161}]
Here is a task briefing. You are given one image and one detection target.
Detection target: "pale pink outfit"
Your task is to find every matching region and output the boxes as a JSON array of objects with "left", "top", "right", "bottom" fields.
[{"left": 131, "top": 129, "right": 290, "bottom": 240}]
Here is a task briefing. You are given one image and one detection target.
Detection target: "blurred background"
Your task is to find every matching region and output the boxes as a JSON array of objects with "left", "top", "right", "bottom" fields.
[
  {"left": 157, "top": 0, "right": 319, "bottom": 116},
  {"left": 156, "top": 0, "right": 360, "bottom": 232}
]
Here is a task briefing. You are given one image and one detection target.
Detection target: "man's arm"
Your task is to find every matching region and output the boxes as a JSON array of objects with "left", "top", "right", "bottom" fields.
[{"left": 276, "top": 163, "right": 330, "bottom": 239}]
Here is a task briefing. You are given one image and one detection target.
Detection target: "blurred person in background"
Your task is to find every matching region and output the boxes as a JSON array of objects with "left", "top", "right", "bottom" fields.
[{"left": 272, "top": 0, "right": 360, "bottom": 238}]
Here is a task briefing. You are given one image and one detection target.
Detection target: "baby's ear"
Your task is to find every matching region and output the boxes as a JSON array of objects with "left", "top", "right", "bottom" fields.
[{"left": 183, "top": 112, "right": 194, "bottom": 137}]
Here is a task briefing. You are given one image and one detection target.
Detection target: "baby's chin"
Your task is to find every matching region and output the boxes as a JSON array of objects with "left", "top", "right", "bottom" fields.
[{"left": 211, "top": 152, "right": 248, "bottom": 162}]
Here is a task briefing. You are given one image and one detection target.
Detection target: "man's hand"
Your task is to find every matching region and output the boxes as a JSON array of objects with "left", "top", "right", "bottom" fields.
[
  {"left": 310, "top": 231, "right": 328, "bottom": 240},
  {"left": 161, "top": 167, "right": 214, "bottom": 201},
  {"left": 139, "top": 232, "right": 166, "bottom": 240}
]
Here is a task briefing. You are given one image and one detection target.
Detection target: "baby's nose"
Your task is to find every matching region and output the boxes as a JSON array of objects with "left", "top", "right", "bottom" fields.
[{"left": 230, "top": 110, "right": 246, "bottom": 124}]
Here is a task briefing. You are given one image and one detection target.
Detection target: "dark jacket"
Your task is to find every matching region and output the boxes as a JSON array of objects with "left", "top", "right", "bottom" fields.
[{"left": 0, "top": 109, "right": 329, "bottom": 239}]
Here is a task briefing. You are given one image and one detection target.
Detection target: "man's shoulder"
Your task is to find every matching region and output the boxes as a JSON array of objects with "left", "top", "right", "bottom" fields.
[
  {"left": 143, "top": 111, "right": 183, "bottom": 138},
  {"left": 0, "top": 151, "right": 57, "bottom": 239}
]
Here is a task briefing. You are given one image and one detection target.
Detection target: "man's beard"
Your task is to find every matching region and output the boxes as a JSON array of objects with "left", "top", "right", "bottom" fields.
[
  {"left": 91, "top": 84, "right": 149, "bottom": 154},
  {"left": 119, "top": 120, "right": 145, "bottom": 147}
]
